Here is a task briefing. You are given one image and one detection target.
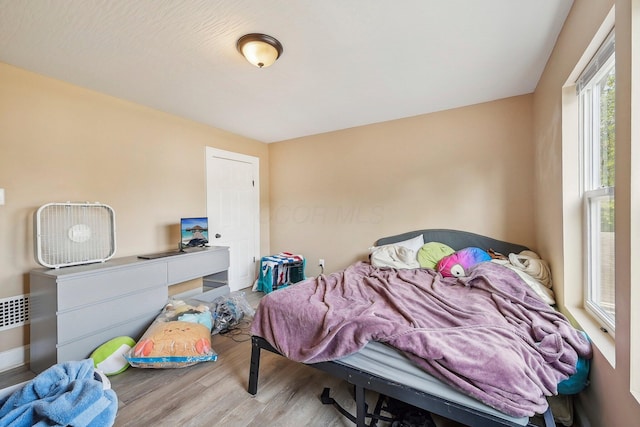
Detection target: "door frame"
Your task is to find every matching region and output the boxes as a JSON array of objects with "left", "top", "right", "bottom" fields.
[{"left": 205, "top": 146, "right": 260, "bottom": 288}]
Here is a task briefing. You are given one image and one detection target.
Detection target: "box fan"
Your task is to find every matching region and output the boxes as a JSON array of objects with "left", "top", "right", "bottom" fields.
[{"left": 34, "top": 202, "right": 116, "bottom": 268}]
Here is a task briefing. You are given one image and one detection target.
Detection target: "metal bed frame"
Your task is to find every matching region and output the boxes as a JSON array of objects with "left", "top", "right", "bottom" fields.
[{"left": 248, "top": 336, "right": 555, "bottom": 427}]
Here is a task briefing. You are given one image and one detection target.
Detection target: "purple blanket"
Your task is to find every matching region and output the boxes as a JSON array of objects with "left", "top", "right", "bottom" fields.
[{"left": 251, "top": 261, "right": 592, "bottom": 417}]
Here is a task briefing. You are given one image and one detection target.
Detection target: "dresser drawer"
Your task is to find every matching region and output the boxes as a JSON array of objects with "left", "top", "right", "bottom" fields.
[
  {"left": 57, "top": 262, "right": 167, "bottom": 311},
  {"left": 56, "top": 313, "right": 158, "bottom": 363},
  {"left": 167, "top": 247, "right": 229, "bottom": 284},
  {"left": 57, "top": 286, "right": 167, "bottom": 344}
]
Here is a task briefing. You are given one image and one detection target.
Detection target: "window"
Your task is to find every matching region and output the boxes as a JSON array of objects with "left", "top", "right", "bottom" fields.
[{"left": 578, "top": 30, "right": 616, "bottom": 334}]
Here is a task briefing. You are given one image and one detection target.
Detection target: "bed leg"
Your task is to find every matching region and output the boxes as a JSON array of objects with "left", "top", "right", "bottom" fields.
[
  {"left": 248, "top": 336, "right": 261, "bottom": 395},
  {"left": 354, "top": 384, "right": 366, "bottom": 427},
  {"left": 542, "top": 406, "right": 556, "bottom": 427}
]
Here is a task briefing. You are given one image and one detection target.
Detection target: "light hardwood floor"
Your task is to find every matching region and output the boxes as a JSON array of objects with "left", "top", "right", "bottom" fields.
[
  {"left": 109, "top": 289, "right": 465, "bottom": 427},
  {"left": 110, "top": 321, "right": 365, "bottom": 426},
  {"left": 0, "top": 288, "right": 465, "bottom": 426}
]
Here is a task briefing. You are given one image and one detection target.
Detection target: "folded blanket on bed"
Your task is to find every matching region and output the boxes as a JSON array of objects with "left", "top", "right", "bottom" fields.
[
  {"left": 508, "top": 251, "right": 552, "bottom": 288},
  {"left": 0, "top": 359, "right": 117, "bottom": 427},
  {"left": 251, "top": 261, "right": 592, "bottom": 418}
]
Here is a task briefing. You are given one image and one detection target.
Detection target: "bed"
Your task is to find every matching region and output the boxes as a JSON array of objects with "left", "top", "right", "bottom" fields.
[{"left": 247, "top": 229, "right": 591, "bottom": 427}]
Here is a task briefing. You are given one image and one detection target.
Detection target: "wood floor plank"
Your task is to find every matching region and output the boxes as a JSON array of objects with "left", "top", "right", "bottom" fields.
[{"left": 0, "top": 365, "right": 34, "bottom": 389}]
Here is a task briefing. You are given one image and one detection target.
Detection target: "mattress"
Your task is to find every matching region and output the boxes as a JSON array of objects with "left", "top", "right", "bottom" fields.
[{"left": 335, "top": 341, "right": 529, "bottom": 426}]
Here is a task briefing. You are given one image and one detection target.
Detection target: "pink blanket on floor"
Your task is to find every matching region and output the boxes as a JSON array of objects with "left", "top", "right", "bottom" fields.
[{"left": 250, "top": 261, "right": 592, "bottom": 417}]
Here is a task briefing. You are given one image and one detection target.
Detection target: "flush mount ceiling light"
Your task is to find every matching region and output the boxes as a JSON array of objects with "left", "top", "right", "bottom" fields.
[{"left": 237, "top": 33, "right": 283, "bottom": 68}]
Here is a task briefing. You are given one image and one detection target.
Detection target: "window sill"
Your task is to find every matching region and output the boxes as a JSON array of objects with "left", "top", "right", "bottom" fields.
[{"left": 565, "top": 305, "right": 615, "bottom": 367}]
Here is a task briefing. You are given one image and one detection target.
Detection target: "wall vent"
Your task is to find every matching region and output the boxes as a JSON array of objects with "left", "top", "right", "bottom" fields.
[{"left": 0, "top": 295, "right": 30, "bottom": 331}]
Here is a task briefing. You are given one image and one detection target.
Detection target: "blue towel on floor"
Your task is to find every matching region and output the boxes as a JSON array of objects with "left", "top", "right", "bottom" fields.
[{"left": 0, "top": 359, "right": 117, "bottom": 427}]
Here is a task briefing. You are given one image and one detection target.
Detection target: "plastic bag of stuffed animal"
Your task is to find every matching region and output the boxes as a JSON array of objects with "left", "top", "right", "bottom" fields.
[{"left": 125, "top": 299, "right": 218, "bottom": 369}]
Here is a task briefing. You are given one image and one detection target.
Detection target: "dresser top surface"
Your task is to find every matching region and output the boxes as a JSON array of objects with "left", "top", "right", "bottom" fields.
[{"left": 30, "top": 245, "right": 229, "bottom": 278}]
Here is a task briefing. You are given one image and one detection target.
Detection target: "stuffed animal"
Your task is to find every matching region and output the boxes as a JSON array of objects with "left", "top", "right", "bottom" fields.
[
  {"left": 160, "top": 300, "right": 213, "bottom": 330},
  {"left": 132, "top": 321, "right": 212, "bottom": 358},
  {"left": 436, "top": 247, "right": 491, "bottom": 277},
  {"left": 417, "top": 242, "right": 455, "bottom": 269}
]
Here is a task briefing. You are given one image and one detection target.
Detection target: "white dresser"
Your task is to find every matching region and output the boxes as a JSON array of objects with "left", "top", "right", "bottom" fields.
[{"left": 29, "top": 246, "right": 229, "bottom": 373}]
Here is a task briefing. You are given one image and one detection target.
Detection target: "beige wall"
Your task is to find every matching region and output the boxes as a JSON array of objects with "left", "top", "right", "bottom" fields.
[
  {"left": 533, "top": 0, "right": 640, "bottom": 425},
  {"left": 0, "top": 63, "right": 270, "bottom": 356},
  {"left": 269, "top": 95, "right": 536, "bottom": 277}
]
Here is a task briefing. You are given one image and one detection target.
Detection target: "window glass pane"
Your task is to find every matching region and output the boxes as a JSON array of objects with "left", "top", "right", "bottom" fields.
[
  {"left": 598, "top": 64, "right": 615, "bottom": 188},
  {"left": 587, "top": 194, "right": 615, "bottom": 325}
]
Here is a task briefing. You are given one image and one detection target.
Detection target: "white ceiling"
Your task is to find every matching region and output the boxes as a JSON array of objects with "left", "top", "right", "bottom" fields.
[{"left": 0, "top": 0, "right": 573, "bottom": 143}]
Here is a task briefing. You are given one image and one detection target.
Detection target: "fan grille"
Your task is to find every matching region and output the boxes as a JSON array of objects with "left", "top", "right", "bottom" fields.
[{"left": 35, "top": 203, "right": 116, "bottom": 268}]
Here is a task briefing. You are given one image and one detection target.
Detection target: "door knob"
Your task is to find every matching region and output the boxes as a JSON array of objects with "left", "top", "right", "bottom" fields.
[{"left": 215, "top": 233, "right": 221, "bottom": 238}]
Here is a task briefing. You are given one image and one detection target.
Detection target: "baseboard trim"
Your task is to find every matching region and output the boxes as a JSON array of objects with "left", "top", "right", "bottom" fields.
[{"left": 0, "top": 345, "right": 29, "bottom": 373}]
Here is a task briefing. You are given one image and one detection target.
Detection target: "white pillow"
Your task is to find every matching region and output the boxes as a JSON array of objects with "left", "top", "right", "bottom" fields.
[
  {"left": 393, "top": 234, "right": 425, "bottom": 253},
  {"left": 370, "top": 245, "right": 420, "bottom": 269},
  {"left": 369, "top": 234, "right": 424, "bottom": 254},
  {"left": 368, "top": 234, "right": 424, "bottom": 266}
]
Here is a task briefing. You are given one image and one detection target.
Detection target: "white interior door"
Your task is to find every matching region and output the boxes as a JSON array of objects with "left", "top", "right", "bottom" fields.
[{"left": 205, "top": 147, "right": 260, "bottom": 291}]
